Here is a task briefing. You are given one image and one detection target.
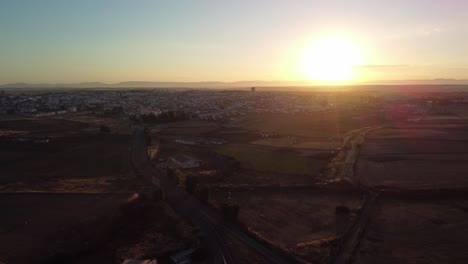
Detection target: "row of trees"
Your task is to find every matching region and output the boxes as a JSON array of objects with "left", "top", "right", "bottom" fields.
[{"left": 130, "top": 110, "right": 190, "bottom": 123}]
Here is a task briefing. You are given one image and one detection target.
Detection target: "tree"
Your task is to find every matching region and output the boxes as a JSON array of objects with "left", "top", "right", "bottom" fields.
[
  {"left": 144, "top": 126, "right": 152, "bottom": 145},
  {"left": 221, "top": 201, "right": 239, "bottom": 222},
  {"left": 185, "top": 175, "right": 199, "bottom": 194},
  {"left": 166, "top": 167, "right": 181, "bottom": 185},
  {"left": 100, "top": 125, "right": 111, "bottom": 133},
  {"left": 153, "top": 188, "right": 164, "bottom": 201},
  {"left": 335, "top": 205, "right": 350, "bottom": 235},
  {"left": 197, "top": 187, "right": 210, "bottom": 202}
]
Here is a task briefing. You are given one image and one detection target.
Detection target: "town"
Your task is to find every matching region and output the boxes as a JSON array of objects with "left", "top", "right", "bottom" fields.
[{"left": 1, "top": 87, "right": 460, "bottom": 121}]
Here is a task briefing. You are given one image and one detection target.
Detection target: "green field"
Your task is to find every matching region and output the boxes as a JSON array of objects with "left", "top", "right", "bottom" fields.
[
  {"left": 215, "top": 143, "right": 326, "bottom": 176},
  {"left": 230, "top": 112, "right": 384, "bottom": 139}
]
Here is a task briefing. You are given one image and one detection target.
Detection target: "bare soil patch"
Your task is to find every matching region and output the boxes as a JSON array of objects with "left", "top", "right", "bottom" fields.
[
  {"left": 0, "top": 118, "right": 137, "bottom": 192},
  {"left": 210, "top": 191, "right": 362, "bottom": 263}
]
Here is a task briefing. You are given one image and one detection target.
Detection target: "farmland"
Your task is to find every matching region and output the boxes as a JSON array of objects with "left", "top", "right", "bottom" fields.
[
  {"left": 51, "top": 112, "right": 133, "bottom": 134},
  {"left": 155, "top": 117, "right": 340, "bottom": 185},
  {"left": 356, "top": 124, "right": 468, "bottom": 189},
  {"left": 0, "top": 119, "right": 135, "bottom": 192},
  {"left": 0, "top": 193, "right": 197, "bottom": 264},
  {"left": 153, "top": 110, "right": 380, "bottom": 263},
  {"left": 0, "top": 117, "right": 198, "bottom": 264},
  {"left": 252, "top": 136, "right": 341, "bottom": 149},
  {"left": 352, "top": 115, "right": 468, "bottom": 264},
  {"left": 356, "top": 198, "right": 468, "bottom": 264},
  {"left": 210, "top": 190, "right": 363, "bottom": 262},
  {"left": 214, "top": 143, "right": 327, "bottom": 176},
  {"left": 229, "top": 112, "right": 384, "bottom": 139},
  {"left": 0, "top": 193, "right": 129, "bottom": 264}
]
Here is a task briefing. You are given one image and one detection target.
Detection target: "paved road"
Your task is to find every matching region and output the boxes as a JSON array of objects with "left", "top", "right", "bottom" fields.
[{"left": 131, "top": 127, "right": 293, "bottom": 264}]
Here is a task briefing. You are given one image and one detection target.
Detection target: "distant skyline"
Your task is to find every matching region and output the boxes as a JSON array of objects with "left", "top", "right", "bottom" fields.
[{"left": 1, "top": 0, "right": 468, "bottom": 84}]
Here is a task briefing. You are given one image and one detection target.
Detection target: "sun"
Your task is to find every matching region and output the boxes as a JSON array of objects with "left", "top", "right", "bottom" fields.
[{"left": 302, "top": 37, "right": 363, "bottom": 82}]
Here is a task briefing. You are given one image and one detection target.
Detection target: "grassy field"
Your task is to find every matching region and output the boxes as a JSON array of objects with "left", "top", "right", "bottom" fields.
[
  {"left": 0, "top": 118, "right": 90, "bottom": 135},
  {"left": 214, "top": 143, "right": 327, "bottom": 176},
  {"left": 232, "top": 113, "right": 342, "bottom": 138},
  {"left": 366, "top": 125, "right": 468, "bottom": 141},
  {"left": 157, "top": 120, "right": 219, "bottom": 135},
  {"left": 53, "top": 112, "right": 133, "bottom": 134},
  {"left": 252, "top": 136, "right": 341, "bottom": 149},
  {"left": 229, "top": 112, "right": 384, "bottom": 139}
]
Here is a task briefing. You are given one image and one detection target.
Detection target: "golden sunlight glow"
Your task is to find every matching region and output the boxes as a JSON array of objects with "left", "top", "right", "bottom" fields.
[{"left": 301, "top": 37, "right": 363, "bottom": 82}]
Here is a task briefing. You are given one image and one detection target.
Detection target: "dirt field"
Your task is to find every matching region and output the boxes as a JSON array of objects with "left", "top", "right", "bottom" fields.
[
  {"left": 210, "top": 190, "right": 363, "bottom": 262},
  {"left": 0, "top": 117, "right": 199, "bottom": 263},
  {"left": 0, "top": 193, "right": 129, "bottom": 264},
  {"left": 356, "top": 199, "right": 468, "bottom": 264},
  {"left": 356, "top": 125, "right": 468, "bottom": 189},
  {"left": 0, "top": 119, "right": 135, "bottom": 192},
  {"left": 0, "top": 193, "right": 197, "bottom": 264}
]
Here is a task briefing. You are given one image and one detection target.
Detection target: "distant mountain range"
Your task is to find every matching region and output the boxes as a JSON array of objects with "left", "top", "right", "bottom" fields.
[
  {"left": 364, "top": 79, "right": 468, "bottom": 85},
  {"left": 1, "top": 79, "right": 468, "bottom": 89},
  {"left": 0, "top": 81, "right": 302, "bottom": 89}
]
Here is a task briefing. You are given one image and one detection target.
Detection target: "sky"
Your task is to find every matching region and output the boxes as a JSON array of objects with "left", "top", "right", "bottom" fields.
[{"left": 1, "top": 0, "right": 468, "bottom": 84}]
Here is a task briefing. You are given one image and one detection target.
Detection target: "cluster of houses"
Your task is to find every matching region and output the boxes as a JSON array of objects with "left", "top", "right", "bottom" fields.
[
  {"left": 0, "top": 136, "right": 50, "bottom": 143},
  {"left": 2, "top": 88, "right": 461, "bottom": 124},
  {"left": 0, "top": 89, "right": 337, "bottom": 120}
]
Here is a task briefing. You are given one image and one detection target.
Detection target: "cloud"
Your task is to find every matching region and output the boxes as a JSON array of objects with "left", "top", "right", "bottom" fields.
[
  {"left": 383, "top": 25, "right": 450, "bottom": 40},
  {"left": 355, "top": 64, "right": 409, "bottom": 70}
]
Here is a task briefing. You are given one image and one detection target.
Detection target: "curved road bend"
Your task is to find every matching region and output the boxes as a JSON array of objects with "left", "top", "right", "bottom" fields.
[{"left": 132, "top": 127, "right": 292, "bottom": 264}]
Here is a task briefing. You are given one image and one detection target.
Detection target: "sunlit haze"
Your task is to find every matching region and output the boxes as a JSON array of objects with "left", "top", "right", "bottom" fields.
[
  {"left": 301, "top": 37, "right": 363, "bottom": 82},
  {"left": 3, "top": 2, "right": 468, "bottom": 263},
  {"left": 1, "top": 0, "right": 468, "bottom": 84}
]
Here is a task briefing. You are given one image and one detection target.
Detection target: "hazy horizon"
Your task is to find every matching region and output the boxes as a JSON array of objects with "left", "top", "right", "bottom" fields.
[{"left": 4, "top": 78, "right": 468, "bottom": 88}]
